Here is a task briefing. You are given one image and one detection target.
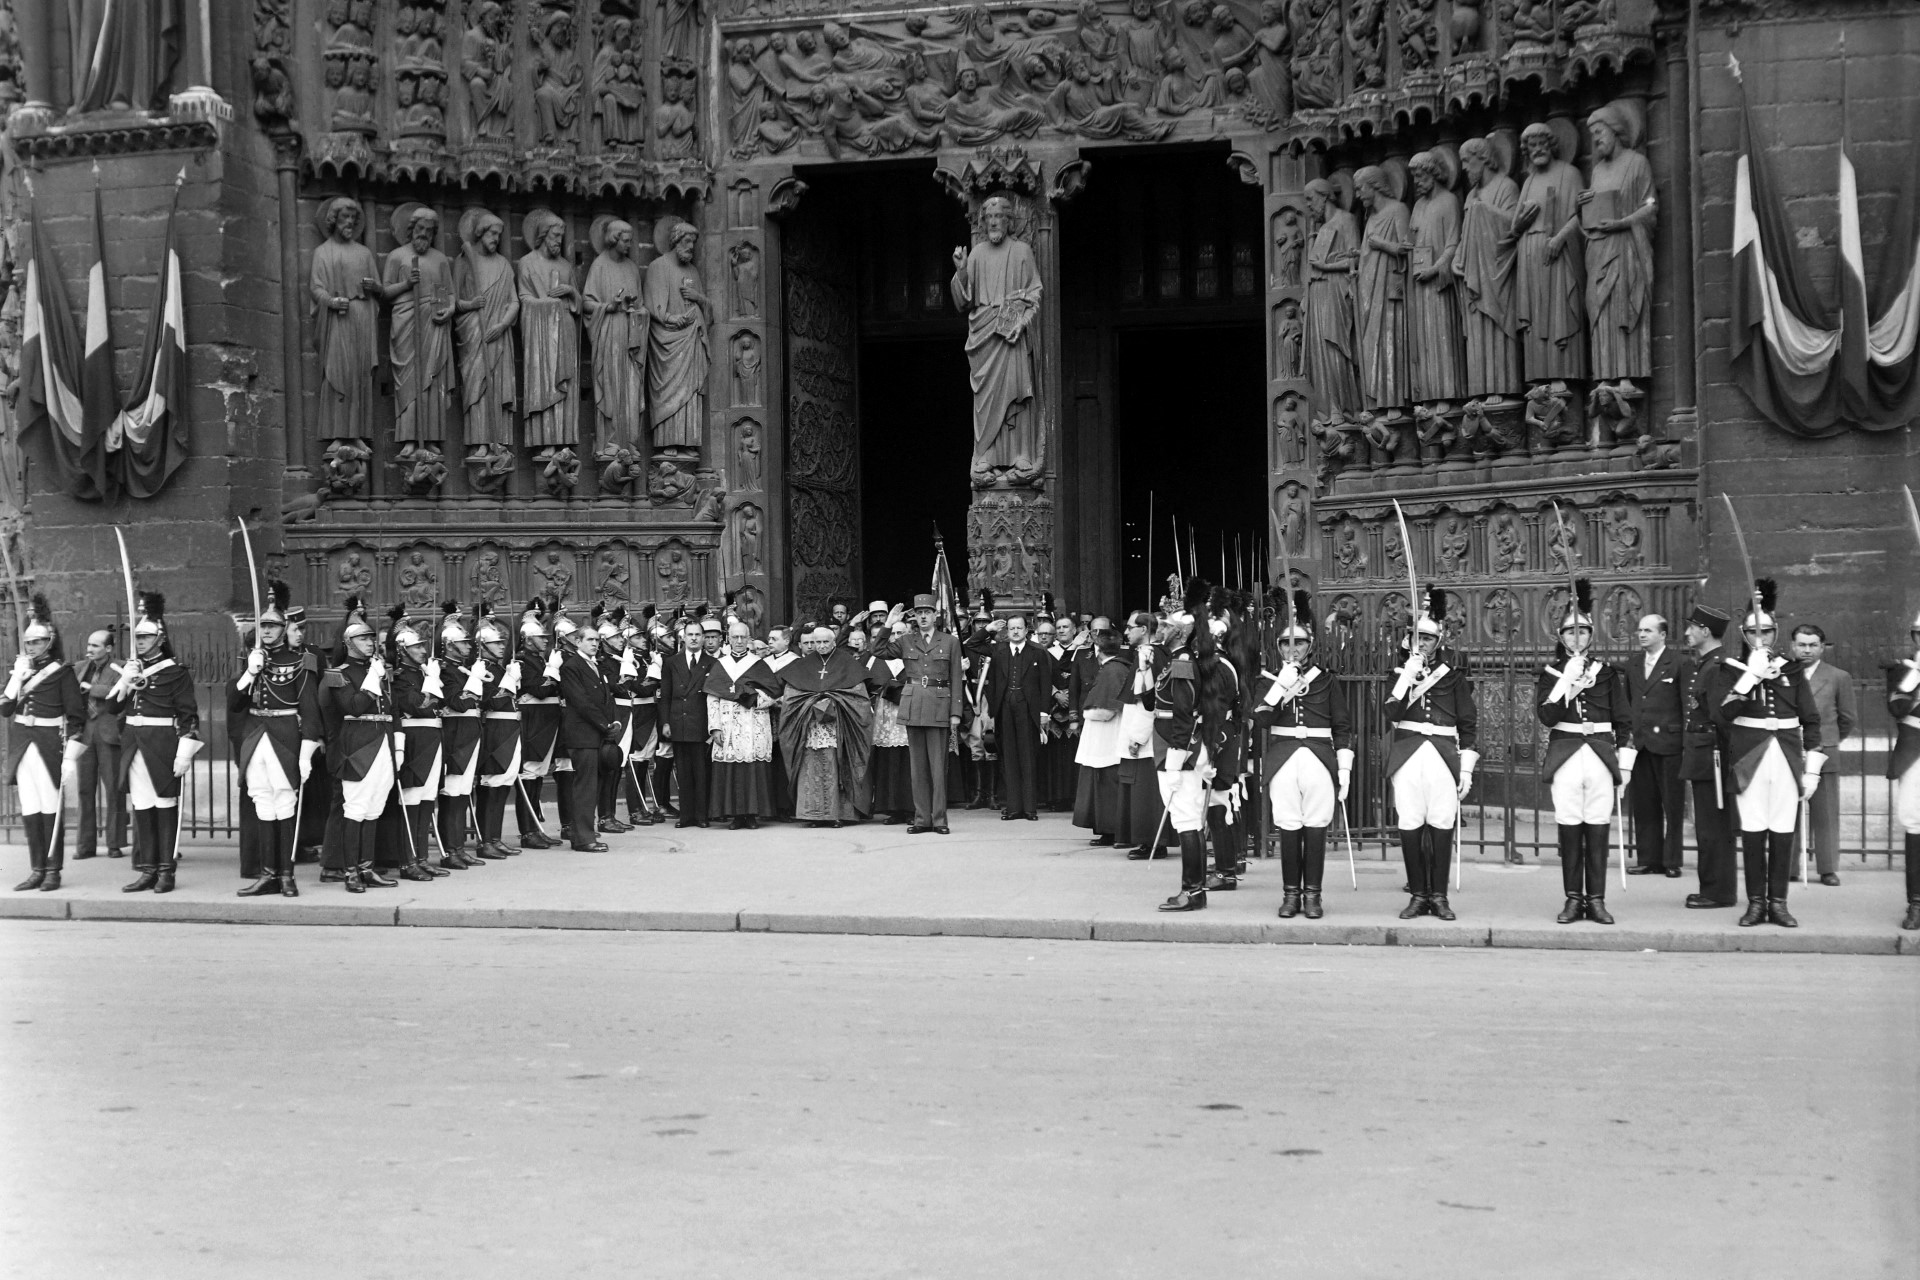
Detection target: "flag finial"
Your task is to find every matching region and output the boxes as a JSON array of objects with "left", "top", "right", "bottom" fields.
[
  {"left": 173, "top": 166, "right": 187, "bottom": 188},
  {"left": 1728, "top": 51, "right": 1742, "bottom": 84}
]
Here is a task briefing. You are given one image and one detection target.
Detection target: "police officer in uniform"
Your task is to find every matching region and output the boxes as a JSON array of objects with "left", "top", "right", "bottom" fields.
[
  {"left": 114, "top": 593, "right": 202, "bottom": 894},
  {"left": 1712, "top": 579, "right": 1823, "bottom": 929},
  {"left": 388, "top": 608, "right": 447, "bottom": 881},
  {"left": 1383, "top": 587, "right": 1478, "bottom": 921},
  {"left": 1250, "top": 590, "right": 1353, "bottom": 920},
  {"left": 1888, "top": 607, "right": 1920, "bottom": 931},
  {"left": 471, "top": 604, "right": 523, "bottom": 863},
  {"left": 1679, "top": 605, "right": 1735, "bottom": 909},
  {"left": 899, "top": 594, "right": 964, "bottom": 835},
  {"left": 232, "top": 583, "right": 322, "bottom": 897},
  {"left": 436, "top": 603, "right": 484, "bottom": 865},
  {"left": 1536, "top": 580, "right": 1632, "bottom": 925},
  {"left": 5, "top": 595, "right": 86, "bottom": 891},
  {"left": 321, "top": 597, "right": 398, "bottom": 892}
]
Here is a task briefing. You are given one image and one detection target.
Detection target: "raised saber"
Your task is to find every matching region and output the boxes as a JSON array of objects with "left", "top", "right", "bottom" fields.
[
  {"left": 1903, "top": 485, "right": 1920, "bottom": 549},
  {"left": 0, "top": 535, "right": 26, "bottom": 636},
  {"left": 1720, "top": 495, "right": 1760, "bottom": 625}
]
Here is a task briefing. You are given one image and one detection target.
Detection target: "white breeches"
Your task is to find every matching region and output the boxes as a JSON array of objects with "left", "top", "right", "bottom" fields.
[
  {"left": 400, "top": 746, "right": 443, "bottom": 807},
  {"left": 1392, "top": 740, "right": 1457, "bottom": 831},
  {"left": 15, "top": 746, "right": 60, "bottom": 816},
  {"left": 244, "top": 743, "right": 298, "bottom": 822},
  {"left": 1551, "top": 745, "right": 1615, "bottom": 826},
  {"left": 1735, "top": 740, "right": 1798, "bottom": 835},
  {"left": 520, "top": 741, "right": 553, "bottom": 779},
  {"left": 1269, "top": 749, "right": 1336, "bottom": 830},
  {"left": 341, "top": 748, "right": 395, "bottom": 823},
  {"left": 1898, "top": 763, "right": 1920, "bottom": 835},
  {"left": 480, "top": 738, "right": 522, "bottom": 790},
  {"left": 129, "top": 751, "right": 177, "bottom": 811},
  {"left": 441, "top": 743, "right": 478, "bottom": 798},
  {"left": 1157, "top": 745, "right": 1210, "bottom": 834}
]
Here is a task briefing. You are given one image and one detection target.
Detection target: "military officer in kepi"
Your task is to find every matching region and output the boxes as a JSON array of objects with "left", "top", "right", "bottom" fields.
[
  {"left": 4, "top": 594, "right": 86, "bottom": 892},
  {"left": 114, "top": 593, "right": 203, "bottom": 895},
  {"left": 1249, "top": 588, "right": 1353, "bottom": 920},
  {"left": 1382, "top": 587, "right": 1478, "bottom": 921},
  {"left": 1712, "top": 579, "right": 1823, "bottom": 929},
  {"left": 1536, "top": 579, "right": 1632, "bottom": 925},
  {"left": 1888, "top": 604, "right": 1920, "bottom": 931},
  {"left": 232, "top": 581, "right": 322, "bottom": 897},
  {"left": 321, "top": 596, "right": 398, "bottom": 892}
]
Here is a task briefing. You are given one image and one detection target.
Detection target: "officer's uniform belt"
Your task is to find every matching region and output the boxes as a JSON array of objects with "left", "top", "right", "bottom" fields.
[
  {"left": 345, "top": 714, "right": 390, "bottom": 723},
  {"left": 1732, "top": 716, "right": 1800, "bottom": 731},
  {"left": 910, "top": 677, "right": 950, "bottom": 688},
  {"left": 1268, "top": 725, "right": 1332, "bottom": 739},
  {"left": 125, "top": 715, "right": 176, "bottom": 727},
  {"left": 251, "top": 708, "right": 299, "bottom": 718},
  {"left": 1393, "top": 721, "right": 1457, "bottom": 737},
  {"left": 615, "top": 697, "right": 636, "bottom": 707},
  {"left": 484, "top": 711, "right": 521, "bottom": 721},
  {"left": 519, "top": 697, "right": 560, "bottom": 706},
  {"left": 441, "top": 709, "right": 480, "bottom": 719},
  {"left": 13, "top": 715, "right": 65, "bottom": 728},
  {"left": 1549, "top": 722, "right": 1612, "bottom": 737},
  {"left": 400, "top": 717, "right": 440, "bottom": 728}
]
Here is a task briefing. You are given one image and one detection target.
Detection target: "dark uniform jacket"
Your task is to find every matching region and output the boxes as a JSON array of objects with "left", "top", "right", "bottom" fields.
[
  {"left": 1152, "top": 647, "right": 1215, "bottom": 770},
  {"left": 597, "top": 648, "right": 638, "bottom": 746},
  {"left": 321, "top": 656, "right": 391, "bottom": 782},
  {"left": 1625, "top": 646, "right": 1689, "bottom": 756},
  {"left": 1382, "top": 647, "right": 1478, "bottom": 780},
  {"left": 1249, "top": 661, "right": 1352, "bottom": 785},
  {"left": 897, "top": 630, "right": 965, "bottom": 728},
  {"left": 558, "top": 648, "right": 616, "bottom": 751},
  {"left": 476, "top": 655, "right": 519, "bottom": 779},
  {"left": 1536, "top": 654, "right": 1632, "bottom": 784},
  {"left": 437, "top": 655, "right": 485, "bottom": 776},
  {"left": 1710, "top": 648, "right": 1821, "bottom": 791},
  {"left": 112, "top": 654, "right": 199, "bottom": 799},
  {"left": 2, "top": 656, "right": 85, "bottom": 779},
  {"left": 389, "top": 660, "right": 443, "bottom": 789},
  {"left": 1679, "top": 648, "right": 1729, "bottom": 784},
  {"left": 227, "top": 644, "right": 321, "bottom": 784},
  {"left": 1887, "top": 659, "right": 1920, "bottom": 781},
  {"left": 661, "top": 648, "right": 716, "bottom": 742},
  {"left": 517, "top": 645, "right": 564, "bottom": 765}
]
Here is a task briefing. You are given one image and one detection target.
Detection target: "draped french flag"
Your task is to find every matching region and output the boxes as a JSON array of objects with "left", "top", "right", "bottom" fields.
[
  {"left": 80, "top": 165, "right": 119, "bottom": 500},
  {"left": 113, "top": 168, "right": 191, "bottom": 499},
  {"left": 1847, "top": 102, "right": 1920, "bottom": 426},
  {"left": 931, "top": 530, "right": 959, "bottom": 631},
  {"left": 15, "top": 190, "right": 104, "bottom": 500}
]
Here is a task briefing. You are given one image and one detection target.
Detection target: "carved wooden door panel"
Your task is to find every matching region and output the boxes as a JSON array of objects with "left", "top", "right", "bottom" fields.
[{"left": 782, "top": 211, "right": 861, "bottom": 624}]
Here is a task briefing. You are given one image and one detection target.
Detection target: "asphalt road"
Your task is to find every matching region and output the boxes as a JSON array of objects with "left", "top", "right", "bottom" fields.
[{"left": 2, "top": 924, "right": 1913, "bottom": 1279}]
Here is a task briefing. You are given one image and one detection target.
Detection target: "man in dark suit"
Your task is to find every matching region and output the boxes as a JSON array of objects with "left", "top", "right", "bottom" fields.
[
  {"left": 661, "top": 618, "right": 716, "bottom": 828},
  {"left": 557, "top": 624, "right": 619, "bottom": 852},
  {"left": 1626, "top": 613, "right": 1689, "bottom": 878},
  {"left": 986, "top": 614, "right": 1052, "bottom": 820},
  {"left": 1680, "top": 605, "right": 1737, "bottom": 908},
  {"left": 74, "top": 628, "right": 127, "bottom": 859},
  {"left": 898, "top": 594, "right": 965, "bottom": 834}
]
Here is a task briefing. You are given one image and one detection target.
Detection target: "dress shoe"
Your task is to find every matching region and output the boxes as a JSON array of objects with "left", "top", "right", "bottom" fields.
[
  {"left": 1428, "top": 895, "right": 1456, "bottom": 922},
  {"left": 37, "top": 870, "right": 60, "bottom": 892},
  {"left": 438, "top": 855, "right": 469, "bottom": 871},
  {"left": 399, "top": 864, "right": 435, "bottom": 882},
  {"left": 1276, "top": 889, "right": 1302, "bottom": 919},
  {"left": 319, "top": 868, "right": 346, "bottom": 883},
  {"left": 629, "top": 810, "right": 653, "bottom": 827},
  {"left": 558, "top": 826, "right": 574, "bottom": 844},
  {"left": 1585, "top": 897, "right": 1615, "bottom": 925},
  {"left": 884, "top": 814, "right": 904, "bottom": 825},
  {"left": 344, "top": 870, "right": 366, "bottom": 893},
  {"left": 154, "top": 866, "right": 176, "bottom": 894},
  {"left": 1202, "top": 872, "right": 1236, "bottom": 892},
  {"left": 1398, "top": 895, "right": 1426, "bottom": 920},
  {"left": 933, "top": 826, "right": 950, "bottom": 835},
  {"left": 1685, "top": 894, "right": 1735, "bottom": 909},
  {"left": 1737, "top": 898, "right": 1767, "bottom": 927},
  {"left": 519, "top": 830, "right": 554, "bottom": 849},
  {"left": 1663, "top": 868, "right": 1682, "bottom": 878},
  {"left": 422, "top": 862, "right": 451, "bottom": 878},
  {"left": 573, "top": 841, "right": 610, "bottom": 853},
  {"left": 74, "top": 850, "right": 95, "bottom": 860},
  {"left": 1301, "top": 889, "right": 1323, "bottom": 920},
  {"left": 1767, "top": 898, "right": 1798, "bottom": 928},
  {"left": 1157, "top": 888, "right": 1207, "bottom": 912},
  {"left": 659, "top": 801, "right": 680, "bottom": 818},
  {"left": 474, "top": 845, "right": 508, "bottom": 861},
  {"left": 1024, "top": 813, "right": 1039, "bottom": 821},
  {"left": 237, "top": 874, "right": 281, "bottom": 897},
  {"left": 598, "top": 817, "right": 629, "bottom": 834},
  {"left": 1556, "top": 895, "right": 1585, "bottom": 925},
  {"left": 359, "top": 865, "right": 398, "bottom": 888},
  {"left": 1001, "top": 811, "right": 1016, "bottom": 821},
  {"left": 1087, "top": 834, "right": 1114, "bottom": 846},
  {"left": 123, "top": 869, "right": 159, "bottom": 892},
  {"left": 1126, "top": 846, "right": 1153, "bottom": 860},
  {"left": 107, "top": 848, "right": 126, "bottom": 858},
  {"left": 1818, "top": 873, "right": 1840, "bottom": 887},
  {"left": 498, "top": 841, "right": 521, "bottom": 855},
  {"left": 908, "top": 825, "right": 932, "bottom": 835},
  {"left": 13, "top": 870, "right": 45, "bottom": 892},
  {"left": 1626, "top": 865, "right": 1661, "bottom": 876},
  {"left": 1902, "top": 901, "right": 1920, "bottom": 931},
  {"left": 279, "top": 875, "right": 299, "bottom": 898},
  {"left": 742, "top": 816, "right": 760, "bottom": 830}
]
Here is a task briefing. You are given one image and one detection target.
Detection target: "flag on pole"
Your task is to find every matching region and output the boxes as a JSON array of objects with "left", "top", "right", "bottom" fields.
[
  {"left": 931, "top": 529, "right": 958, "bottom": 631},
  {"left": 114, "top": 168, "right": 191, "bottom": 499},
  {"left": 16, "top": 189, "right": 104, "bottom": 501},
  {"left": 81, "top": 164, "right": 120, "bottom": 500},
  {"left": 1851, "top": 100, "right": 1920, "bottom": 426}
]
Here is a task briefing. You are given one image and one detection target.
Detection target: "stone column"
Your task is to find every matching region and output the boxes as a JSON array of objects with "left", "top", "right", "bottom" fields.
[
  {"left": 1658, "top": 18, "right": 1698, "bottom": 444},
  {"left": 1254, "top": 141, "right": 1318, "bottom": 588},
  {"left": 8, "top": 0, "right": 54, "bottom": 129},
  {"left": 273, "top": 137, "right": 308, "bottom": 478}
]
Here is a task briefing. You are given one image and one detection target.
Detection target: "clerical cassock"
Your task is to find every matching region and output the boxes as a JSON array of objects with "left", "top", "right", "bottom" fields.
[
  {"left": 703, "top": 649, "right": 782, "bottom": 828},
  {"left": 777, "top": 648, "right": 874, "bottom": 826}
]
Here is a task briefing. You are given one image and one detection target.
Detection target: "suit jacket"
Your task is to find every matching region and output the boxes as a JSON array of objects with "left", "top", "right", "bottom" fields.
[
  {"left": 897, "top": 629, "right": 965, "bottom": 727},
  {"left": 78, "top": 657, "right": 124, "bottom": 747},
  {"left": 1802, "top": 661, "right": 1855, "bottom": 749},
  {"left": 986, "top": 641, "right": 1052, "bottom": 737},
  {"left": 558, "top": 649, "right": 615, "bottom": 750},
  {"left": 660, "top": 648, "right": 715, "bottom": 742},
  {"left": 1625, "top": 645, "right": 1688, "bottom": 755}
]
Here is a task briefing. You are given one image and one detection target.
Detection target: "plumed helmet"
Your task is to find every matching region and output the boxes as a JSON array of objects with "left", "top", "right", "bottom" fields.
[
  {"left": 1278, "top": 589, "right": 1315, "bottom": 642},
  {"left": 474, "top": 601, "right": 507, "bottom": 648},
  {"left": 1744, "top": 577, "right": 1777, "bottom": 631},
  {"left": 1416, "top": 585, "right": 1447, "bottom": 637},
  {"left": 258, "top": 578, "right": 291, "bottom": 629},
  {"left": 340, "top": 594, "right": 374, "bottom": 642},
  {"left": 1559, "top": 578, "right": 1595, "bottom": 633},
  {"left": 440, "top": 600, "right": 469, "bottom": 645},
  {"left": 133, "top": 591, "right": 168, "bottom": 638},
  {"left": 21, "top": 592, "right": 56, "bottom": 647},
  {"left": 390, "top": 604, "right": 425, "bottom": 652},
  {"left": 519, "top": 596, "right": 549, "bottom": 639}
]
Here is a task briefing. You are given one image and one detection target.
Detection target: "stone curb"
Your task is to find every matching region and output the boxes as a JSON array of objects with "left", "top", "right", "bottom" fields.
[{"left": 3, "top": 893, "right": 1913, "bottom": 954}]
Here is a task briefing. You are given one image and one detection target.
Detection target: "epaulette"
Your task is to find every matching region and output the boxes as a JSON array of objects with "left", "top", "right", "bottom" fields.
[
  {"left": 321, "top": 669, "right": 348, "bottom": 688},
  {"left": 302, "top": 651, "right": 321, "bottom": 674},
  {"left": 1167, "top": 656, "right": 1195, "bottom": 680}
]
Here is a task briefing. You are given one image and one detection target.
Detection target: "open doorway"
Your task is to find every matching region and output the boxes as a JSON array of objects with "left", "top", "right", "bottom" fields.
[
  {"left": 1116, "top": 324, "right": 1266, "bottom": 609},
  {"left": 859, "top": 337, "right": 974, "bottom": 603}
]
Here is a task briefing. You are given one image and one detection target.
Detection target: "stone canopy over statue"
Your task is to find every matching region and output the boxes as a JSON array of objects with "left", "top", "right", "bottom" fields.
[{"left": 951, "top": 194, "right": 1044, "bottom": 488}]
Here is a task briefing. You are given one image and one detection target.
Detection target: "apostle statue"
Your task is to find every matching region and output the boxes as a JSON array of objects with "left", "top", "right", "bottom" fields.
[
  {"left": 1355, "top": 165, "right": 1410, "bottom": 414},
  {"left": 1304, "top": 178, "right": 1361, "bottom": 414},
  {"left": 1580, "top": 103, "right": 1657, "bottom": 383},
  {"left": 1512, "top": 122, "right": 1587, "bottom": 383},
  {"left": 583, "top": 218, "right": 648, "bottom": 458},
  {"left": 454, "top": 208, "right": 519, "bottom": 452},
  {"left": 309, "top": 197, "right": 382, "bottom": 442},
  {"left": 518, "top": 209, "right": 581, "bottom": 448},
  {"left": 1406, "top": 151, "right": 1464, "bottom": 406},
  {"left": 951, "top": 194, "right": 1043, "bottom": 485},
  {"left": 644, "top": 222, "right": 711, "bottom": 455},
  {"left": 1451, "top": 136, "right": 1521, "bottom": 399},
  {"left": 381, "top": 205, "right": 457, "bottom": 447}
]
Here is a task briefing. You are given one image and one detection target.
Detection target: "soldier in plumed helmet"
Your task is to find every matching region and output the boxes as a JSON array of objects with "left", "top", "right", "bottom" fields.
[
  {"left": 1711, "top": 578, "right": 1822, "bottom": 929},
  {"left": 4, "top": 594, "right": 86, "bottom": 892},
  {"left": 1382, "top": 586, "right": 1478, "bottom": 921},
  {"left": 387, "top": 606, "right": 447, "bottom": 882},
  {"left": 1249, "top": 587, "right": 1353, "bottom": 920},
  {"left": 1536, "top": 579, "right": 1632, "bottom": 925},
  {"left": 319, "top": 596, "right": 398, "bottom": 892},
  {"left": 471, "top": 603, "right": 524, "bottom": 862},
  {"left": 514, "top": 597, "right": 564, "bottom": 848},
  {"left": 434, "top": 602, "right": 484, "bottom": 866},
  {"left": 112, "top": 592, "right": 202, "bottom": 894},
  {"left": 1888, "top": 603, "right": 1920, "bottom": 931},
  {"left": 230, "top": 580, "right": 322, "bottom": 897}
]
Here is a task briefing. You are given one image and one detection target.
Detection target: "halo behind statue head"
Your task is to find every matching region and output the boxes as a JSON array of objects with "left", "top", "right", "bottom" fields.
[
  {"left": 523, "top": 208, "right": 565, "bottom": 255},
  {"left": 389, "top": 201, "right": 439, "bottom": 246},
  {"left": 1422, "top": 143, "right": 1460, "bottom": 191},
  {"left": 1328, "top": 168, "right": 1356, "bottom": 211},
  {"left": 1377, "top": 157, "right": 1408, "bottom": 203},
  {"left": 1588, "top": 98, "right": 1643, "bottom": 150},
  {"left": 313, "top": 195, "right": 363, "bottom": 239},
  {"left": 1486, "top": 128, "right": 1517, "bottom": 177},
  {"left": 589, "top": 214, "right": 617, "bottom": 256}
]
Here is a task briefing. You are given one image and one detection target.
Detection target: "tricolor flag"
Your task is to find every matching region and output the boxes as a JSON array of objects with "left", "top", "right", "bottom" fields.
[
  {"left": 1727, "top": 65, "right": 1847, "bottom": 437},
  {"left": 1850, "top": 101, "right": 1920, "bottom": 426},
  {"left": 15, "top": 190, "right": 102, "bottom": 500},
  {"left": 81, "top": 164, "right": 119, "bottom": 500},
  {"left": 114, "top": 168, "right": 190, "bottom": 499},
  {"left": 931, "top": 529, "right": 958, "bottom": 631}
]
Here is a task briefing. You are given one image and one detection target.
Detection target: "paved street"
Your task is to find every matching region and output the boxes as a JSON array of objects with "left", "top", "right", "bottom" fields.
[{"left": 2, "top": 923, "right": 1913, "bottom": 1279}]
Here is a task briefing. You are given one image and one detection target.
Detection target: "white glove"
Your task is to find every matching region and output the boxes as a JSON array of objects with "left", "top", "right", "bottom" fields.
[
  {"left": 1163, "top": 747, "right": 1190, "bottom": 771},
  {"left": 646, "top": 656, "right": 663, "bottom": 681},
  {"left": 543, "top": 650, "right": 564, "bottom": 681},
  {"left": 1801, "top": 749, "right": 1826, "bottom": 800},
  {"left": 1457, "top": 747, "right": 1479, "bottom": 800},
  {"left": 1457, "top": 768, "right": 1474, "bottom": 800},
  {"left": 173, "top": 736, "right": 204, "bottom": 778},
  {"left": 299, "top": 737, "right": 319, "bottom": 782},
  {"left": 1336, "top": 747, "right": 1354, "bottom": 802},
  {"left": 462, "top": 662, "right": 488, "bottom": 698},
  {"left": 619, "top": 647, "right": 638, "bottom": 680},
  {"left": 1390, "top": 651, "right": 1425, "bottom": 702},
  {"left": 62, "top": 738, "right": 87, "bottom": 774},
  {"left": 247, "top": 648, "right": 266, "bottom": 675},
  {"left": 421, "top": 658, "right": 445, "bottom": 700},
  {"left": 501, "top": 662, "right": 522, "bottom": 694},
  {"left": 2, "top": 676, "right": 21, "bottom": 702},
  {"left": 9, "top": 652, "right": 29, "bottom": 679},
  {"left": 1898, "top": 658, "right": 1920, "bottom": 694},
  {"left": 362, "top": 657, "right": 386, "bottom": 694},
  {"left": 110, "top": 658, "right": 143, "bottom": 699},
  {"left": 393, "top": 732, "right": 406, "bottom": 771},
  {"left": 1617, "top": 747, "right": 1638, "bottom": 777}
]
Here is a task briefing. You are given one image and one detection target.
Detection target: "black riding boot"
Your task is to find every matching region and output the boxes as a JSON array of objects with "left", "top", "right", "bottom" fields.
[
  {"left": 1157, "top": 830, "right": 1208, "bottom": 911},
  {"left": 152, "top": 809, "right": 179, "bottom": 893},
  {"left": 1583, "top": 824, "right": 1614, "bottom": 924},
  {"left": 1301, "top": 828, "right": 1327, "bottom": 917},
  {"left": 14, "top": 815, "right": 47, "bottom": 891},
  {"left": 1766, "top": 830, "right": 1797, "bottom": 927},
  {"left": 1398, "top": 828, "right": 1427, "bottom": 919},
  {"left": 1426, "top": 825, "right": 1456, "bottom": 920},
  {"left": 1276, "top": 828, "right": 1303, "bottom": 917}
]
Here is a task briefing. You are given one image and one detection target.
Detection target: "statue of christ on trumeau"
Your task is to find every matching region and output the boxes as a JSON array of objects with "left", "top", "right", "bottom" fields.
[{"left": 951, "top": 195, "right": 1043, "bottom": 486}]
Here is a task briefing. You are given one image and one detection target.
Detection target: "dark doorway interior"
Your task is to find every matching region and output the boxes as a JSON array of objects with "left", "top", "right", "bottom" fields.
[
  {"left": 1116, "top": 324, "right": 1266, "bottom": 609},
  {"left": 858, "top": 337, "right": 974, "bottom": 604}
]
